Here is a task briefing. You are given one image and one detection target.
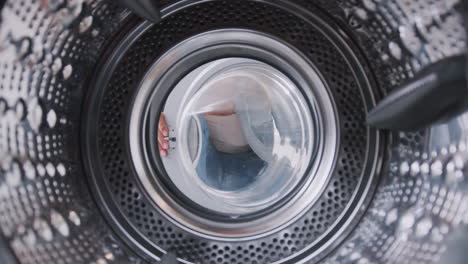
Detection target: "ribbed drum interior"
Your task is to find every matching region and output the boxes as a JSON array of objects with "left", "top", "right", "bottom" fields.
[{"left": 0, "top": 0, "right": 466, "bottom": 263}]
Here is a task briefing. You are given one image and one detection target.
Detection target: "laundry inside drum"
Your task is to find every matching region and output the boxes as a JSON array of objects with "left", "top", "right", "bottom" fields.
[{"left": 159, "top": 58, "right": 318, "bottom": 215}]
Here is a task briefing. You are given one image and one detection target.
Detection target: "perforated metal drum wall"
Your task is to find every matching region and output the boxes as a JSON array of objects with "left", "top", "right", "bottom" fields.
[
  {"left": 0, "top": 1, "right": 140, "bottom": 263},
  {"left": 0, "top": 0, "right": 466, "bottom": 264},
  {"left": 322, "top": 0, "right": 468, "bottom": 263},
  {"left": 85, "top": 0, "right": 382, "bottom": 262}
]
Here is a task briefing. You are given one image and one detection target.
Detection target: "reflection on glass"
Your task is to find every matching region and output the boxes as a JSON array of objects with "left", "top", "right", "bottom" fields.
[{"left": 159, "top": 58, "right": 315, "bottom": 215}]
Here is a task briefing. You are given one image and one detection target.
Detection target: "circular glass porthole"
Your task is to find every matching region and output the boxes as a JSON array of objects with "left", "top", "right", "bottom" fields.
[
  {"left": 129, "top": 29, "right": 340, "bottom": 238},
  {"left": 160, "top": 58, "right": 316, "bottom": 215}
]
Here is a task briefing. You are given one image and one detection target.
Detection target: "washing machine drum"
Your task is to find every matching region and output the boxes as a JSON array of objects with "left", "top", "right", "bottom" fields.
[{"left": 0, "top": 0, "right": 467, "bottom": 264}]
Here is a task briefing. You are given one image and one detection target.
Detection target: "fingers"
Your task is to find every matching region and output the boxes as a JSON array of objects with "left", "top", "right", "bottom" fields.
[
  {"left": 158, "top": 113, "right": 169, "bottom": 157},
  {"left": 158, "top": 131, "right": 168, "bottom": 148},
  {"left": 158, "top": 129, "right": 168, "bottom": 156},
  {"left": 160, "top": 149, "right": 167, "bottom": 157},
  {"left": 159, "top": 113, "right": 169, "bottom": 136}
]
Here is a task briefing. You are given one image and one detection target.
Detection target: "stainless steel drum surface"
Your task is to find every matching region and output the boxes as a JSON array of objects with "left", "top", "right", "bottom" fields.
[{"left": 0, "top": 0, "right": 466, "bottom": 263}]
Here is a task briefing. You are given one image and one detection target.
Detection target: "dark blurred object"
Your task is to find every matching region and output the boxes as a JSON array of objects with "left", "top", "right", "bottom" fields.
[
  {"left": 160, "top": 252, "right": 178, "bottom": 264},
  {"left": 118, "top": 0, "right": 160, "bottom": 23},
  {"left": 0, "top": 237, "right": 17, "bottom": 264},
  {"left": 0, "top": 1, "right": 16, "bottom": 262},
  {"left": 367, "top": 55, "right": 468, "bottom": 131},
  {"left": 438, "top": 226, "right": 468, "bottom": 264}
]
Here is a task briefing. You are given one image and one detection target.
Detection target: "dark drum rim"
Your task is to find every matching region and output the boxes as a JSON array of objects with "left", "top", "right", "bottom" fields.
[
  {"left": 129, "top": 29, "right": 339, "bottom": 239},
  {"left": 82, "top": 0, "right": 385, "bottom": 262}
]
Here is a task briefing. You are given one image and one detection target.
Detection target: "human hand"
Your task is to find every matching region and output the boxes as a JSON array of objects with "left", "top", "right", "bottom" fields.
[{"left": 158, "top": 113, "right": 169, "bottom": 157}]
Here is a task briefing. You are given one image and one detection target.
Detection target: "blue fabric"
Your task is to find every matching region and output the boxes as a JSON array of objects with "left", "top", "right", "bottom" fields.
[{"left": 195, "top": 116, "right": 266, "bottom": 191}]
